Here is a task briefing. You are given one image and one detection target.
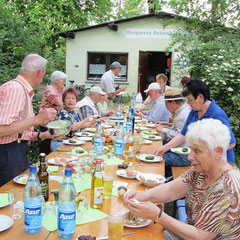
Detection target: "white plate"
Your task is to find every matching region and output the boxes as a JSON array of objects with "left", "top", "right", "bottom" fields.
[
  {"left": 171, "top": 147, "right": 191, "bottom": 155},
  {"left": 102, "top": 124, "right": 112, "bottom": 129},
  {"left": 137, "top": 127, "right": 148, "bottom": 131},
  {"left": 75, "top": 132, "right": 95, "bottom": 137},
  {"left": 135, "top": 116, "right": 142, "bottom": 120},
  {"left": 135, "top": 119, "right": 142, "bottom": 123},
  {"left": 84, "top": 128, "right": 96, "bottom": 133},
  {"left": 116, "top": 169, "right": 138, "bottom": 179},
  {"left": 48, "top": 156, "right": 78, "bottom": 165},
  {"left": 117, "top": 91, "right": 126, "bottom": 96},
  {"left": 109, "top": 116, "right": 124, "bottom": 121},
  {"left": 14, "top": 174, "right": 28, "bottom": 185},
  {"left": 141, "top": 130, "right": 158, "bottom": 135},
  {"left": 63, "top": 140, "right": 85, "bottom": 146},
  {"left": 0, "top": 215, "right": 13, "bottom": 232},
  {"left": 146, "top": 123, "right": 156, "bottom": 128},
  {"left": 143, "top": 140, "right": 152, "bottom": 145},
  {"left": 124, "top": 219, "right": 152, "bottom": 228},
  {"left": 136, "top": 154, "right": 163, "bottom": 163},
  {"left": 136, "top": 173, "right": 166, "bottom": 187},
  {"left": 77, "top": 136, "right": 92, "bottom": 141},
  {"left": 142, "top": 135, "right": 161, "bottom": 141}
]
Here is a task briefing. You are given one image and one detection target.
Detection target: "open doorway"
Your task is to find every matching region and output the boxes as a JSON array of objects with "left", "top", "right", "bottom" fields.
[{"left": 138, "top": 51, "right": 172, "bottom": 99}]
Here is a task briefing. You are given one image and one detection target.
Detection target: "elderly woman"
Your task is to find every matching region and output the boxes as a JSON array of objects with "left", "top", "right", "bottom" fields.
[
  {"left": 125, "top": 119, "right": 240, "bottom": 240},
  {"left": 39, "top": 70, "right": 66, "bottom": 154},
  {"left": 50, "top": 88, "right": 96, "bottom": 151},
  {"left": 144, "top": 73, "right": 171, "bottom": 105},
  {"left": 154, "top": 79, "right": 236, "bottom": 166}
]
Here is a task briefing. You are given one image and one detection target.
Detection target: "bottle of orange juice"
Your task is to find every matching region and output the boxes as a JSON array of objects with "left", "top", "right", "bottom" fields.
[{"left": 90, "top": 160, "right": 103, "bottom": 209}]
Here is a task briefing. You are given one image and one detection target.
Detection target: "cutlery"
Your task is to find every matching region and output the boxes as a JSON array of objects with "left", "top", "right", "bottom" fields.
[{"left": 96, "top": 232, "right": 135, "bottom": 240}]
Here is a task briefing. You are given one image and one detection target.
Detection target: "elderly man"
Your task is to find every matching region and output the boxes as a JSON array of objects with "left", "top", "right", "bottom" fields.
[
  {"left": 100, "top": 61, "right": 126, "bottom": 98},
  {"left": 156, "top": 88, "right": 191, "bottom": 177},
  {"left": 0, "top": 53, "right": 57, "bottom": 187},
  {"left": 76, "top": 86, "right": 107, "bottom": 119},
  {"left": 135, "top": 82, "right": 170, "bottom": 123}
]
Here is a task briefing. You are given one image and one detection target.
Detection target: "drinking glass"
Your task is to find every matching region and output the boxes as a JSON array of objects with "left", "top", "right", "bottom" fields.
[
  {"left": 103, "top": 175, "right": 114, "bottom": 199},
  {"left": 107, "top": 145, "right": 113, "bottom": 159},
  {"left": 75, "top": 196, "right": 88, "bottom": 216},
  {"left": 108, "top": 214, "right": 124, "bottom": 240},
  {"left": 8, "top": 189, "right": 23, "bottom": 220},
  {"left": 123, "top": 150, "right": 129, "bottom": 164}
]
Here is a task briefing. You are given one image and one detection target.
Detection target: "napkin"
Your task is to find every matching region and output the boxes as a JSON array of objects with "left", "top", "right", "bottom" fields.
[
  {"left": 97, "top": 155, "right": 123, "bottom": 166},
  {"left": 0, "top": 193, "right": 8, "bottom": 207},
  {"left": 47, "top": 166, "right": 59, "bottom": 173},
  {"left": 42, "top": 203, "right": 108, "bottom": 232},
  {"left": 71, "top": 147, "right": 88, "bottom": 156}
]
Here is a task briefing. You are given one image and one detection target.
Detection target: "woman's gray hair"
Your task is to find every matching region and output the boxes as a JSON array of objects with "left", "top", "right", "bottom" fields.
[
  {"left": 185, "top": 119, "right": 230, "bottom": 161},
  {"left": 50, "top": 71, "right": 67, "bottom": 84},
  {"left": 20, "top": 53, "right": 47, "bottom": 74}
]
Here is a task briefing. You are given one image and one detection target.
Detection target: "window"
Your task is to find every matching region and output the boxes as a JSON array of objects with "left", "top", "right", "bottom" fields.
[{"left": 87, "top": 52, "right": 128, "bottom": 82}]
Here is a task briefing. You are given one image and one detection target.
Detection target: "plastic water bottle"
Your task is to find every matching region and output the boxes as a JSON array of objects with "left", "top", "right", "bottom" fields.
[
  {"left": 135, "top": 92, "right": 143, "bottom": 103},
  {"left": 114, "top": 122, "right": 124, "bottom": 157},
  {"left": 94, "top": 121, "right": 103, "bottom": 155},
  {"left": 24, "top": 165, "right": 42, "bottom": 234},
  {"left": 58, "top": 168, "right": 76, "bottom": 239},
  {"left": 125, "top": 109, "right": 133, "bottom": 132},
  {"left": 116, "top": 102, "right": 122, "bottom": 117}
]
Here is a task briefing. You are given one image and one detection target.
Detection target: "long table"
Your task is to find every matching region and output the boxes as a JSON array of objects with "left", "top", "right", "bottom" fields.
[{"left": 0, "top": 132, "right": 165, "bottom": 240}]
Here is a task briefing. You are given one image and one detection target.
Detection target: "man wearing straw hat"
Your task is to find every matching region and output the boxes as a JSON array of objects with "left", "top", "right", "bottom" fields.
[{"left": 156, "top": 88, "right": 190, "bottom": 177}]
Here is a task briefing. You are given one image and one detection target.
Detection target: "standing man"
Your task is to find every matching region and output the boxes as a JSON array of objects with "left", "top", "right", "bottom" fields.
[
  {"left": 100, "top": 61, "right": 127, "bottom": 101},
  {"left": 0, "top": 53, "right": 57, "bottom": 187},
  {"left": 135, "top": 82, "right": 170, "bottom": 123}
]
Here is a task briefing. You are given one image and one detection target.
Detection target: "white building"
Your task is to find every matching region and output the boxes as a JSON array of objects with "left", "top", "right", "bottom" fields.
[{"left": 60, "top": 12, "right": 186, "bottom": 98}]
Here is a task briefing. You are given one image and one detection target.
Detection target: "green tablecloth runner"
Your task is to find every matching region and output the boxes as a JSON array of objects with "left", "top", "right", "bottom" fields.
[
  {"left": 71, "top": 147, "right": 89, "bottom": 156},
  {"left": 97, "top": 155, "right": 123, "bottom": 166},
  {"left": 54, "top": 173, "right": 92, "bottom": 193},
  {"left": 42, "top": 202, "right": 108, "bottom": 232},
  {"left": 0, "top": 193, "right": 8, "bottom": 207},
  {"left": 47, "top": 166, "right": 59, "bottom": 173}
]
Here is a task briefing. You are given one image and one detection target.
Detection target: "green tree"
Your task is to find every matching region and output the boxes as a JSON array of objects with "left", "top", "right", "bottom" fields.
[{"left": 149, "top": 0, "right": 240, "bottom": 166}]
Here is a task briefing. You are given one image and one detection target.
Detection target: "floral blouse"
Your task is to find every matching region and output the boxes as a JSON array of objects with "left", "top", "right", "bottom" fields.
[
  {"left": 181, "top": 166, "right": 240, "bottom": 239},
  {"left": 57, "top": 107, "right": 82, "bottom": 134}
]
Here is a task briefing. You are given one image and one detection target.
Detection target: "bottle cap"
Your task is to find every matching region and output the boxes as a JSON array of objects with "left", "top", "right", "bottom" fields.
[
  {"left": 95, "top": 160, "right": 102, "bottom": 164},
  {"left": 120, "top": 122, "right": 123, "bottom": 126},
  {"left": 29, "top": 165, "right": 37, "bottom": 173},
  {"left": 65, "top": 168, "right": 72, "bottom": 176},
  {"left": 97, "top": 121, "right": 101, "bottom": 125},
  {"left": 39, "top": 153, "right": 46, "bottom": 157}
]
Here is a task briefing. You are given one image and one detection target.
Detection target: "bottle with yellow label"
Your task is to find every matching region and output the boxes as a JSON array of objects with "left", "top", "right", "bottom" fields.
[{"left": 90, "top": 160, "right": 103, "bottom": 209}]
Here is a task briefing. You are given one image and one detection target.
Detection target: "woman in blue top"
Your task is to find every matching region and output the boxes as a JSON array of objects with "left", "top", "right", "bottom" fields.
[
  {"left": 154, "top": 79, "right": 236, "bottom": 174},
  {"left": 50, "top": 88, "right": 96, "bottom": 151}
]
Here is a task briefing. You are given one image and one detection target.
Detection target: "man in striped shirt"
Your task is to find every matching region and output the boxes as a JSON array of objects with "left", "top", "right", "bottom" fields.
[{"left": 0, "top": 54, "right": 57, "bottom": 187}]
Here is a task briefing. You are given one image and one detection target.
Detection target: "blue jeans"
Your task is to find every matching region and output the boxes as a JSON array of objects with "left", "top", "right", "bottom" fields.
[{"left": 50, "top": 140, "right": 64, "bottom": 152}]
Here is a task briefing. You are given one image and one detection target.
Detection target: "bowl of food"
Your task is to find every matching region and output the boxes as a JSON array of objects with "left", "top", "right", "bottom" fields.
[
  {"left": 136, "top": 173, "right": 166, "bottom": 187},
  {"left": 47, "top": 120, "right": 71, "bottom": 136}
]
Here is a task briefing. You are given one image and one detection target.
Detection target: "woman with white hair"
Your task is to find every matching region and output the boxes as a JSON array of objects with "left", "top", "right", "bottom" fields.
[
  {"left": 125, "top": 118, "right": 240, "bottom": 240},
  {"left": 39, "top": 70, "right": 66, "bottom": 154}
]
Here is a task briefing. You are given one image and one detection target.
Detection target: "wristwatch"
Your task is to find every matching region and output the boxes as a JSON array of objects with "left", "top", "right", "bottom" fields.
[{"left": 154, "top": 209, "right": 163, "bottom": 224}]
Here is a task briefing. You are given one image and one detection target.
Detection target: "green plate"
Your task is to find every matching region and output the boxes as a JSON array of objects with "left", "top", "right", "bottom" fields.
[
  {"left": 136, "top": 154, "right": 163, "bottom": 163},
  {"left": 171, "top": 147, "right": 191, "bottom": 155}
]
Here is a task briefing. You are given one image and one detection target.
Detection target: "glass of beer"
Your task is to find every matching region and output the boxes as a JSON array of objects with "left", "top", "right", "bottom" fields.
[
  {"left": 108, "top": 214, "right": 124, "bottom": 240},
  {"left": 123, "top": 150, "right": 129, "bottom": 164},
  {"left": 103, "top": 175, "right": 114, "bottom": 199}
]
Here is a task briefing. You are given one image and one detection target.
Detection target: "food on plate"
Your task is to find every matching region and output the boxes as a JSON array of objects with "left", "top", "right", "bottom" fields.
[
  {"left": 77, "top": 235, "right": 96, "bottom": 240},
  {"left": 126, "top": 167, "right": 133, "bottom": 177},
  {"left": 123, "top": 211, "right": 147, "bottom": 226},
  {"left": 118, "top": 186, "right": 127, "bottom": 197},
  {"left": 69, "top": 139, "right": 77, "bottom": 143},
  {"left": 182, "top": 147, "right": 188, "bottom": 152},
  {"left": 66, "top": 162, "right": 75, "bottom": 173},
  {"left": 76, "top": 149, "right": 84, "bottom": 154},
  {"left": 145, "top": 155, "right": 154, "bottom": 160},
  {"left": 118, "top": 163, "right": 128, "bottom": 169},
  {"left": 54, "top": 157, "right": 61, "bottom": 163},
  {"left": 82, "top": 132, "right": 89, "bottom": 136},
  {"left": 104, "top": 135, "right": 112, "bottom": 143},
  {"left": 149, "top": 136, "right": 156, "bottom": 139},
  {"left": 19, "top": 176, "right": 28, "bottom": 184}
]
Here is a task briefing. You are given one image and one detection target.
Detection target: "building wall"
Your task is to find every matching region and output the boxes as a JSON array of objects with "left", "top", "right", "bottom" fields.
[{"left": 66, "top": 16, "right": 183, "bottom": 94}]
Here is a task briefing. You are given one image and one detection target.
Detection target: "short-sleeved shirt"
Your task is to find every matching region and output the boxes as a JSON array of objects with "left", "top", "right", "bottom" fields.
[
  {"left": 100, "top": 70, "right": 115, "bottom": 94},
  {"left": 40, "top": 85, "right": 64, "bottom": 112},
  {"left": 0, "top": 75, "right": 35, "bottom": 144},
  {"left": 181, "top": 166, "right": 240, "bottom": 239},
  {"left": 181, "top": 98, "right": 236, "bottom": 162},
  {"left": 144, "top": 96, "right": 170, "bottom": 123},
  {"left": 57, "top": 107, "right": 82, "bottom": 133}
]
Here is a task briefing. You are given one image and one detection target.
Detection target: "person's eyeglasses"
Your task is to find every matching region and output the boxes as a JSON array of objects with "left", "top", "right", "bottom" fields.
[{"left": 187, "top": 96, "right": 195, "bottom": 101}]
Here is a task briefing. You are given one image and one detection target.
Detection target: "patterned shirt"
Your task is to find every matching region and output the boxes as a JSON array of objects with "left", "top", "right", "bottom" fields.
[
  {"left": 40, "top": 85, "right": 64, "bottom": 112},
  {"left": 0, "top": 75, "right": 35, "bottom": 144},
  {"left": 57, "top": 107, "right": 82, "bottom": 133},
  {"left": 181, "top": 166, "right": 240, "bottom": 239}
]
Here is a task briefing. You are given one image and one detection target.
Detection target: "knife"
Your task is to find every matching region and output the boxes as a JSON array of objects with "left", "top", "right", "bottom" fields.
[{"left": 96, "top": 232, "right": 136, "bottom": 240}]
